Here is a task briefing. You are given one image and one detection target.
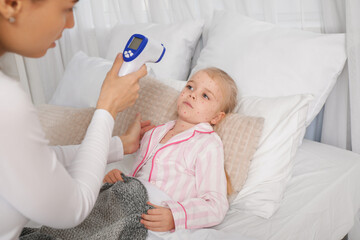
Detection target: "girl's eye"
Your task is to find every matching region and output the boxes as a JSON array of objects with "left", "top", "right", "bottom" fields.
[
  {"left": 203, "top": 93, "right": 209, "bottom": 100},
  {"left": 186, "top": 85, "right": 193, "bottom": 91}
]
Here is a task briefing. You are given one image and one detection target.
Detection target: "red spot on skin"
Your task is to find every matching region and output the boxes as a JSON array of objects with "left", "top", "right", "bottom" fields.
[
  {"left": 197, "top": 112, "right": 199, "bottom": 114},
  {"left": 184, "top": 112, "right": 186, "bottom": 114}
]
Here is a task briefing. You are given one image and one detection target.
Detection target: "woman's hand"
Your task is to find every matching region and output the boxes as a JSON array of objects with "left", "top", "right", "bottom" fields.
[
  {"left": 103, "top": 169, "right": 123, "bottom": 183},
  {"left": 96, "top": 53, "right": 147, "bottom": 119},
  {"left": 141, "top": 202, "right": 175, "bottom": 232}
]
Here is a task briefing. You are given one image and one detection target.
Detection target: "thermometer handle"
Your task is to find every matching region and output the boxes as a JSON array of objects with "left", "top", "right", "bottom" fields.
[{"left": 118, "top": 61, "right": 143, "bottom": 77}]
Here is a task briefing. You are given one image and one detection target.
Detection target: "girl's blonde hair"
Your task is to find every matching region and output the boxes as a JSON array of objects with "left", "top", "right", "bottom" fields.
[
  {"left": 201, "top": 67, "right": 238, "bottom": 114},
  {"left": 201, "top": 67, "right": 238, "bottom": 195}
]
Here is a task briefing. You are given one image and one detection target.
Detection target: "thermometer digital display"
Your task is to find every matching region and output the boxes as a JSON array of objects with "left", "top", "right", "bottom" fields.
[{"left": 128, "top": 37, "right": 142, "bottom": 50}]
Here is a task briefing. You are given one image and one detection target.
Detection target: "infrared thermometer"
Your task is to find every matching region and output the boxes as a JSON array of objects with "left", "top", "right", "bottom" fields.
[{"left": 118, "top": 34, "right": 166, "bottom": 76}]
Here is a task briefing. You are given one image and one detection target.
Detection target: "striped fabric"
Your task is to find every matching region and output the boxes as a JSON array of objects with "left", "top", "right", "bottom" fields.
[{"left": 132, "top": 121, "right": 229, "bottom": 230}]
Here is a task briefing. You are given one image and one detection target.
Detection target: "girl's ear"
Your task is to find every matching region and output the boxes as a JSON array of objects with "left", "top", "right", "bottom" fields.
[
  {"left": 0, "top": 0, "right": 22, "bottom": 20},
  {"left": 210, "top": 111, "right": 226, "bottom": 125}
]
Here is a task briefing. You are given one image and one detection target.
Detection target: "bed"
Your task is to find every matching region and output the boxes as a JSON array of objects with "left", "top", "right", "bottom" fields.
[
  {"left": 103, "top": 139, "right": 360, "bottom": 240},
  {"left": 26, "top": 2, "right": 360, "bottom": 240},
  {"left": 25, "top": 123, "right": 360, "bottom": 240},
  {"left": 215, "top": 140, "right": 360, "bottom": 240}
]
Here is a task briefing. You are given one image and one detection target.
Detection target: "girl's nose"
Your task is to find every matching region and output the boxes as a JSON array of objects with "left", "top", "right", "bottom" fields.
[{"left": 189, "top": 93, "right": 196, "bottom": 100}]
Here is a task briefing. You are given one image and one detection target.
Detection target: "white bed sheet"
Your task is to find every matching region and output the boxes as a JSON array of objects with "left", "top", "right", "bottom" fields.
[
  {"left": 26, "top": 139, "right": 360, "bottom": 240},
  {"left": 213, "top": 139, "right": 360, "bottom": 240},
  {"left": 25, "top": 139, "right": 360, "bottom": 240}
]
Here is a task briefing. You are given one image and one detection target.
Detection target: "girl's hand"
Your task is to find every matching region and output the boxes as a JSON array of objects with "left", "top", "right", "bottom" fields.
[
  {"left": 141, "top": 202, "right": 175, "bottom": 232},
  {"left": 96, "top": 53, "right": 147, "bottom": 119},
  {"left": 140, "top": 119, "right": 155, "bottom": 140},
  {"left": 120, "top": 113, "right": 155, "bottom": 154},
  {"left": 103, "top": 169, "right": 123, "bottom": 183}
]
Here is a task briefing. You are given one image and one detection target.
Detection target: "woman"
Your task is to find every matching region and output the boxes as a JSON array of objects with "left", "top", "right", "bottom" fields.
[{"left": 0, "top": 0, "right": 148, "bottom": 239}]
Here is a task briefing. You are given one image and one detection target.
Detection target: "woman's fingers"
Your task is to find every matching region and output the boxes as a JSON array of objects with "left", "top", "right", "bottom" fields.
[
  {"left": 96, "top": 55, "right": 140, "bottom": 118},
  {"left": 108, "top": 53, "right": 124, "bottom": 76},
  {"left": 133, "top": 64, "right": 147, "bottom": 79}
]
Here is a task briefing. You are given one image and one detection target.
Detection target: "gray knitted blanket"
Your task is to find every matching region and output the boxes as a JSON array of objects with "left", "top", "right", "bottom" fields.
[{"left": 20, "top": 174, "right": 153, "bottom": 240}]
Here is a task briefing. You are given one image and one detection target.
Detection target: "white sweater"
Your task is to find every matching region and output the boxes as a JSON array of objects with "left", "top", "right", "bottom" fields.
[{"left": 0, "top": 71, "right": 123, "bottom": 240}]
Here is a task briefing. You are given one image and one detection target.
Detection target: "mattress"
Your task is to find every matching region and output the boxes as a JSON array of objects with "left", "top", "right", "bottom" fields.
[
  {"left": 26, "top": 140, "right": 360, "bottom": 240},
  {"left": 213, "top": 139, "right": 360, "bottom": 240}
]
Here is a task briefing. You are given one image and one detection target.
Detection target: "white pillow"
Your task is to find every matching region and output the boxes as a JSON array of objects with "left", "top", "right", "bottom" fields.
[
  {"left": 231, "top": 94, "right": 313, "bottom": 218},
  {"left": 49, "top": 52, "right": 112, "bottom": 107},
  {"left": 106, "top": 21, "right": 204, "bottom": 80},
  {"left": 191, "top": 11, "right": 347, "bottom": 126}
]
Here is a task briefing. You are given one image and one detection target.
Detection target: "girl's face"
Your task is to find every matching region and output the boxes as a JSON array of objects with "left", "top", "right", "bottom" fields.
[
  {"left": 177, "top": 70, "right": 226, "bottom": 125},
  {"left": 0, "top": 0, "right": 77, "bottom": 57}
]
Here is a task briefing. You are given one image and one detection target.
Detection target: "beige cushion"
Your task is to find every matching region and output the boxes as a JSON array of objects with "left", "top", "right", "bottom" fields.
[
  {"left": 38, "top": 76, "right": 263, "bottom": 193},
  {"left": 214, "top": 113, "right": 264, "bottom": 193},
  {"left": 37, "top": 105, "right": 95, "bottom": 146},
  {"left": 38, "top": 77, "right": 178, "bottom": 145}
]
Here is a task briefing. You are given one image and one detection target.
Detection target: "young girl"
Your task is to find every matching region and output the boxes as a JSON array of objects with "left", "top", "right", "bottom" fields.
[{"left": 104, "top": 67, "right": 238, "bottom": 232}]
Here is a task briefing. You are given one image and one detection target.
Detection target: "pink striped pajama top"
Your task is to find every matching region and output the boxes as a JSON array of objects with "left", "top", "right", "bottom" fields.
[{"left": 132, "top": 120, "right": 229, "bottom": 230}]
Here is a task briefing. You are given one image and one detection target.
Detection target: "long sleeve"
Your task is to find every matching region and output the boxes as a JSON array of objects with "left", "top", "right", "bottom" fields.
[
  {"left": 164, "top": 142, "right": 229, "bottom": 230},
  {"left": 51, "top": 136, "right": 124, "bottom": 168},
  {"left": 0, "top": 75, "right": 118, "bottom": 239}
]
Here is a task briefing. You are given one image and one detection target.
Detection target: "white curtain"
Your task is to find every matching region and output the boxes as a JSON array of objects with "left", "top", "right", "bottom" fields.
[
  {"left": 0, "top": 0, "right": 322, "bottom": 105},
  {"left": 0, "top": 0, "right": 325, "bottom": 140},
  {"left": 0, "top": 0, "right": 340, "bottom": 144},
  {"left": 319, "top": 1, "right": 360, "bottom": 239},
  {"left": 320, "top": 0, "right": 360, "bottom": 154}
]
